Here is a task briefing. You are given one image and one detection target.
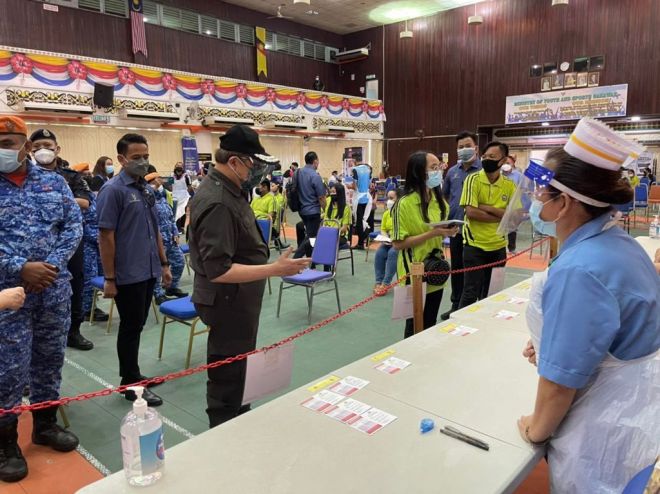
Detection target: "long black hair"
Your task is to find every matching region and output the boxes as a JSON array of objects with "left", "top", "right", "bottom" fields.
[
  {"left": 327, "top": 182, "right": 346, "bottom": 220},
  {"left": 403, "top": 151, "right": 446, "bottom": 222}
]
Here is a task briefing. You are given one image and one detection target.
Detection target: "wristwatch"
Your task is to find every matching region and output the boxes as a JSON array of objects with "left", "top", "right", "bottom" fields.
[{"left": 161, "top": 262, "right": 171, "bottom": 267}]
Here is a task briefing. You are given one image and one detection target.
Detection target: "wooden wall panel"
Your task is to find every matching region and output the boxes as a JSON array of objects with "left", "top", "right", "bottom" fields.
[
  {"left": 0, "top": 0, "right": 342, "bottom": 91},
  {"left": 341, "top": 0, "right": 659, "bottom": 175}
]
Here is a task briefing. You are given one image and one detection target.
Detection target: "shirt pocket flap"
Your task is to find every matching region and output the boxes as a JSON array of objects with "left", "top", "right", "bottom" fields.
[{"left": 191, "top": 286, "right": 216, "bottom": 307}]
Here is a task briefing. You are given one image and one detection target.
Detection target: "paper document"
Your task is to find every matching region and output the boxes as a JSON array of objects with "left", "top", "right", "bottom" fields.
[
  {"left": 350, "top": 407, "right": 398, "bottom": 435},
  {"left": 494, "top": 310, "right": 520, "bottom": 320},
  {"left": 391, "top": 284, "right": 427, "bottom": 320},
  {"left": 324, "top": 399, "right": 372, "bottom": 424},
  {"left": 301, "top": 390, "right": 344, "bottom": 412},
  {"left": 329, "top": 376, "right": 370, "bottom": 396},
  {"left": 309, "top": 237, "right": 316, "bottom": 247},
  {"left": 507, "top": 296, "right": 529, "bottom": 305},
  {"left": 374, "top": 234, "right": 391, "bottom": 243},
  {"left": 439, "top": 324, "right": 480, "bottom": 336},
  {"left": 425, "top": 220, "right": 465, "bottom": 228},
  {"left": 375, "top": 357, "right": 411, "bottom": 374},
  {"left": 242, "top": 343, "right": 294, "bottom": 405}
]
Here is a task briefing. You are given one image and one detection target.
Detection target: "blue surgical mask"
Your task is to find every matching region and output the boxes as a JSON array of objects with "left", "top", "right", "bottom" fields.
[
  {"left": 105, "top": 165, "right": 114, "bottom": 175},
  {"left": 426, "top": 170, "right": 443, "bottom": 189},
  {"left": 529, "top": 199, "right": 557, "bottom": 237},
  {"left": 457, "top": 147, "right": 475, "bottom": 163},
  {"left": 0, "top": 148, "right": 22, "bottom": 173}
]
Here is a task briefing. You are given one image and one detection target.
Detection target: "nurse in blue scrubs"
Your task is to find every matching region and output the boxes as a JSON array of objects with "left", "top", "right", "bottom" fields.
[{"left": 517, "top": 118, "right": 660, "bottom": 493}]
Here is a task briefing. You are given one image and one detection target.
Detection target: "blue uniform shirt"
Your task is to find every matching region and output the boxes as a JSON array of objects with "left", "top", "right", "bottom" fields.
[
  {"left": 539, "top": 213, "right": 660, "bottom": 388},
  {"left": 297, "top": 165, "right": 326, "bottom": 216},
  {"left": 353, "top": 165, "right": 372, "bottom": 204},
  {"left": 153, "top": 188, "right": 178, "bottom": 247},
  {"left": 97, "top": 171, "right": 161, "bottom": 286},
  {"left": 82, "top": 194, "right": 99, "bottom": 245},
  {"left": 443, "top": 158, "right": 482, "bottom": 221},
  {"left": 0, "top": 162, "right": 82, "bottom": 298}
]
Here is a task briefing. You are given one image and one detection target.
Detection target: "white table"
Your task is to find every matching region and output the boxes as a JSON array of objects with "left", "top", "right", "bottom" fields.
[
  {"left": 79, "top": 278, "right": 544, "bottom": 494},
  {"left": 636, "top": 235, "right": 660, "bottom": 260}
]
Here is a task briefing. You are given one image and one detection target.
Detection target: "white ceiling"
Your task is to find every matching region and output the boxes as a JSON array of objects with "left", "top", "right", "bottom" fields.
[{"left": 222, "top": 0, "right": 485, "bottom": 35}]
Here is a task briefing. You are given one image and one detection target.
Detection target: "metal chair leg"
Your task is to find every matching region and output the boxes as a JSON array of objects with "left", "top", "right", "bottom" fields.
[
  {"left": 276, "top": 281, "right": 284, "bottom": 317},
  {"left": 152, "top": 298, "right": 160, "bottom": 323},
  {"left": 350, "top": 249, "right": 355, "bottom": 276},
  {"left": 334, "top": 279, "right": 341, "bottom": 313},
  {"left": 267, "top": 277, "right": 272, "bottom": 295},
  {"left": 158, "top": 315, "right": 167, "bottom": 360},
  {"left": 58, "top": 406, "right": 70, "bottom": 428},
  {"left": 106, "top": 299, "right": 114, "bottom": 334},
  {"left": 307, "top": 286, "right": 315, "bottom": 323},
  {"left": 184, "top": 254, "right": 191, "bottom": 276},
  {"left": 89, "top": 288, "right": 98, "bottom": 325},
  {"left": 365, "top": 238, "right": 370, "bottom": 262},
  {"left": 185, "top": 319, "right": 199, "bottom": 369}
]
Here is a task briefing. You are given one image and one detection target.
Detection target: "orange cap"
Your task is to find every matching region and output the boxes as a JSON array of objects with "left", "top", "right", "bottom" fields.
[
  {"left": 145, "top": 172, "right": 160, "bottom": 183},
  {"left": 0, "top": 116, "right": 28, "bottom": 136},
  {"left": 70, "top": 162, "right": 90, "bottom": 172}
]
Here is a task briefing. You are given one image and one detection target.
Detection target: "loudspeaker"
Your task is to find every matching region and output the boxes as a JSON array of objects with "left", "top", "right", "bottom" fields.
[{"left": 93, "top": 83, "right": 114, "bottom": 108}]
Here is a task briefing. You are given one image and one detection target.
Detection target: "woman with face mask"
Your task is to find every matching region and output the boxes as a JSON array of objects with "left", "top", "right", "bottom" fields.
[
  {"left": 90, "top": 156, "right": 114, "bottom": 192},
  {"left": 517, "top": 118, "right": 659, "bottom": 493},
  {"left": 392, "top": 151, "right": 458, "bottom": 338},
  {"left": 373, "top": 189, "right": 400, "bottom": 296}
]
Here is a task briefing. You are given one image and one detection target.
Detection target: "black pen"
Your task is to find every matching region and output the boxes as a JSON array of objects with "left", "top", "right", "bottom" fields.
[{"left": 440, "top": 427, "right": 490, "bottom": 451}]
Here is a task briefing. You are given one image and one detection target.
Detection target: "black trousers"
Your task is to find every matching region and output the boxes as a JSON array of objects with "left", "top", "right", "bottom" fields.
[
  {"left": 354, "top": 203, "right": 374, "bottom": 247},
  {"left": 67, "top": 240, "right": 84, "bottom": 337},
  {"left": 404, "top": 288, "right": 444, "bottom": 339},
  {"left": 458, "top": 245, "right": 507, "bottom": 308},
  {"left": 294, "top": 213, "right": 321, "bottom": 258},
  {"left": 507, "top": 232, "right": 517, "bottom": 252},
  {"left": 448, "top": 233, "right": 465, "bottom": 311},
  {"left": 114, "top": 278, "right": 156, "bottom": 383}
]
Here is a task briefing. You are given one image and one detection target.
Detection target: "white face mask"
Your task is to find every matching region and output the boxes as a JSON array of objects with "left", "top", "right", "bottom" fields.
[
  {"left": 386, "top": 199, "right": 395, "bottom": 210},
  {"left": 34, "top": 148, "right": 56, "bottom": 165}
]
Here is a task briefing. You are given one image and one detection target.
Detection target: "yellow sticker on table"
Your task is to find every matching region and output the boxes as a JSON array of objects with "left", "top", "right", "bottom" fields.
[
  {"left": 467, "top": 305, "right": 482, "bottom": 313},
  {"left": 517, "top": 282, "right": 531, "bottom": 290},
  {"left": 439, "top": 323, "right": 458, "bottom": 333},
  {"left": 370, "top": 349, "right": 395, "bottom": 362},
  {"left": 492, "top": 294, "right": 509, "bottom": 302},
  {"left": 307, "top": 375, "right": 340, "bottom": 392}
]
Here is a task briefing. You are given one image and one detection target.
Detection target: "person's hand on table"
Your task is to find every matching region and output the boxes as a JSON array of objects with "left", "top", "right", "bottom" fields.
[
  {"left": 431, "top": 225, "right": 459, "bottom": 238},
  {"left": 522, "top": 339, "right": 537, "bottom": 366},
  {"left": 517, "top": 415, "right": 534, "bottom": 443},
  {"left": 272, "top": 247, "right": 311, "bottom": 276},
  {"left": 0, "top": 287, "right": 26, "bottom": 311}
]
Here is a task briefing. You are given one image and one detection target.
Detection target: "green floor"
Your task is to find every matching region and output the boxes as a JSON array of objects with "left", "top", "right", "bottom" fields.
[{"left": 58, "top": 219, "right": 650, "bottom": 474}]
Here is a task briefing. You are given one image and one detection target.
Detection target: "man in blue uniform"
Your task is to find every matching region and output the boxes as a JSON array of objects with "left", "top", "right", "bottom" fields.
[
  {"left": 80, "top": 192, "right": 109, "bottom": 321},
  {"left": 30, "top": 129, "right": 95, "bottom": 349},
  {"left": 146, "top": 172, "right": 187, "bottom": 304},
  {"left": 0, "top": 116, "right": 83, "bottom": 483}
]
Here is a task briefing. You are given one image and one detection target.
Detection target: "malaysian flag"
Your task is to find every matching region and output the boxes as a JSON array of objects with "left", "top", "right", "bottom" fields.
[{"left": 129, "top": 0, "right": 148, "bottom": 57}]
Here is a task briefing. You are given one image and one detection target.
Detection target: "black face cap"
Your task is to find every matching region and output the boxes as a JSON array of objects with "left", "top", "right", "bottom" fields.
[
  {"left": 219, "top": 125, "right": 279, "bottom": 165},
  {"left": 29, "top": 128, "right": 57, "bottom": 143}
]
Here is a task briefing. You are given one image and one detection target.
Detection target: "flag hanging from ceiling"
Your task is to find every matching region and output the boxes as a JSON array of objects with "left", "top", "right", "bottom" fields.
[
  {"left": 255, "top": 27, "right": 267, "bottom": 77},
  {"left": 129, "top": 0, "right": 148, "bottom": 57}
]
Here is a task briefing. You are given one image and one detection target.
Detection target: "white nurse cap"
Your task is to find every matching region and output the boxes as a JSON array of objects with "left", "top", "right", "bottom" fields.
[{"left": 564, "top": 117, "right": 645, "bottom": 171}]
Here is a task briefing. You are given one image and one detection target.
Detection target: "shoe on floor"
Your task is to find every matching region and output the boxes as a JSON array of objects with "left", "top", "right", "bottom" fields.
[
  {"left": 122, "top": 388, "right": 163, "bottom": 407},
  {"left": 155, "top": 295, "right": 174, "bottom": 305},
  {"left": 86, "top": 308, "right": 109, "bottom": 322},
  {"left": 67, "top": 333, "right": 94, "bottom": 351},
  {"left": 32, "top": 409, "right": 79, "bottom": 453},
  {"left": 138, "top": 375, "right": 163, "bottom": 388},
  {"left": 0, "top": 423, "right": 27, "bottom": 483},
  {"left": 165, "top": 287, "right": 188, "bottom": 298}
]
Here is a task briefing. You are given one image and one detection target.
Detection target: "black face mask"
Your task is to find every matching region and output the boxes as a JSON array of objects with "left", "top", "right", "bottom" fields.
[
  {"left": 174, "top": 168, "right": 183, "bottom": 175},
  {"left": 482, "top": 159, "right": 502, "bottom": 174}
]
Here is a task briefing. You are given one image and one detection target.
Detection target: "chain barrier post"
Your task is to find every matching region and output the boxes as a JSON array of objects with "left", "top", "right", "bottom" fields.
[{"left": 411, "top": 262, "right": 425, "bottom": 334}]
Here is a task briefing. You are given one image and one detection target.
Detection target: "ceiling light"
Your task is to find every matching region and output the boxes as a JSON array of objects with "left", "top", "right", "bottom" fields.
[
  {"left": 205, "top": 30, "right": 212, "bottom": 35},
  {"left": 399, "top": 19, "right": 413, "bottom": 39},
  {"left": 293, "top": 0, "right": 311, "bottom": 4},
  {"left": 552, "top": 0, "right": 569, "bottom": 5},
  {"left": 143, "top": 17, "right": 149, "bottom": 22},
  {"left": 541, "top": 122, "right": 550, "bottom": 127},
  {"left": 468, "top": 3, "right": 483, "bottom": 25},
  {"left": 631, "top": 116, "right": 641, "bottom": 122}
]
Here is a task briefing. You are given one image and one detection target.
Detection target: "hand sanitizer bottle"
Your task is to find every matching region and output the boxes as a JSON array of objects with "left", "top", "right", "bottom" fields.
[
  {"left": 120, "top": 386, "right": 164, "bottom": 486},
  {"left": 650, "top": 215, "right": 660, "bottom": 239}
]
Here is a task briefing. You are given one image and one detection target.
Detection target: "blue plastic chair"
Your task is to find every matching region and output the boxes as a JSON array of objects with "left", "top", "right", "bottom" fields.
[
  {"left": 640, "top": 177, "right": 650, "bottom": 186},
  {"left": 180, "top": 243, "right": 191, "bottom": 275},
  {"left": 158, "top": 296, "right": 209, "bottom": 369},
  {"left": 633, "top": 184, "right": 648, "bottom": 226},
  {"left": 614, "top": 199, "right": 635, "bottom": 233},
  {"left": 276, "top": 226, "right": 341, "bottom": 323},
  {"left": 256, "top": 218, "right": 273, "bottom": 294},
  {"left": 622, "top": 464, "right": 654, "bottom": 494},
  {"left": 89, "top": 275, "right": 159, "bottom": 334}
]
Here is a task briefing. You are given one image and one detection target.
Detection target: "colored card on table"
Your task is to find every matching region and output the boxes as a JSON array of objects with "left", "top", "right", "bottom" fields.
[
  {"left": 329, "top": 376, "right": 370, "bottom": 396},
  {"left": 350, "top": 407, "right": 398, "bottom": 435},
  {"left": 324, "top": 399, "right": 372, "bottom": 424},
  {"left": 441, "top": 324, "right": 479, "bottom": 336},
  {"left": 301, "top": 390, "right": 344, "bottom": 412},
  {"left": 375, "top": 357, "right": 411, "bottom": 374},
  {"left": 507, "top": 296, "right": 529, "bottom": 305},
  {"left": 494, "top": 310, "right": 520, "bottom": 320}
]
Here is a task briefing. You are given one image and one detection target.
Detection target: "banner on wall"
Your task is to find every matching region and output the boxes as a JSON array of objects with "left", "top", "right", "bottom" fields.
[
  {"left": 255, "top": 27, "right": 268, "bottom": 78},
  {"left": 181, "top": 136, "right": 200, "bottom": 174},
  {"left": 505, "top": 84, "right": 628, "bottom": 125}
]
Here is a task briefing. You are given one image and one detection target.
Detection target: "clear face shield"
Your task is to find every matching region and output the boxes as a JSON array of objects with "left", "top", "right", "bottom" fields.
[{"left": 497, "top": 160, "right": 555, "bottom": 236}]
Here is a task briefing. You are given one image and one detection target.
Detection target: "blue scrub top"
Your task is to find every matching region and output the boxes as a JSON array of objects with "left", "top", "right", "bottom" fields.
[
  {"left": 353, "top": 165, "right": 371, "bottom": 204},
  {"left": 539, "top": 213, "right": 660, "bottom": 389}
]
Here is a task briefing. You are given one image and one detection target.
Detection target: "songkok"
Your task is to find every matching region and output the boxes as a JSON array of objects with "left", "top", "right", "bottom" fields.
[
  {"left": 70, "top": 162, "right": 90, "bottom": 172},
  {"left": 145, "top": 172, "right": 160, "bottom": 183},
  {"left": 564, "top": 117, "right": 644, "bottom": 171}
]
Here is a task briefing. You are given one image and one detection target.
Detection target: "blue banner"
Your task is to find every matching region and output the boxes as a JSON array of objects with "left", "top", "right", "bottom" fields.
[{"left": 181, "top": 136, "right": 200, "bottom": 174}]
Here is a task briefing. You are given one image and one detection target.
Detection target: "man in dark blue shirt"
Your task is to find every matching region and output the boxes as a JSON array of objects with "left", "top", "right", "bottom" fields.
[
  {"left": 441, "top": 131, "right": 482, "bottom": 320},
  {"left": 294, "top": 151, "right": 327, "bottom": 258},
  {"left": 97, "top": 133, "right": 172, "bottom": 407}
]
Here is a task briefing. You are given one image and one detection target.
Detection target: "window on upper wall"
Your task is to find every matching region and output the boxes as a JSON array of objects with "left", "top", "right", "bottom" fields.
[
  {"left": 219, "top": 20, "right": 237, "bottom": 42},
  {"left": 238, "top": 25, "right": 255, "bottom": 45},
  {"left": 104, "top": 0, "right": 127, "bottom": 17},
  {"left": 314, "top": 44, "right": 326, "bottom": 61},
  {"left": 180, "top": 9, "right": 200, "bottom": 34},
  {"left": 143, "top": 0, "right": 158, "bottom": 23},
  {"left": 78, "top": 0, "right": 101, "bottom": 12},
  {"left": 161, "top": 6, "right": 181, "bottom": 29},
  {"left": 201, "top": 16, "right": 218, "bottom": 38}
]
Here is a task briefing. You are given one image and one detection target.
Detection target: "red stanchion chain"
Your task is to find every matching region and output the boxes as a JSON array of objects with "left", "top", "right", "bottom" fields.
[{"left": 0, "top": 238, "right": 550, "bottom": 416}]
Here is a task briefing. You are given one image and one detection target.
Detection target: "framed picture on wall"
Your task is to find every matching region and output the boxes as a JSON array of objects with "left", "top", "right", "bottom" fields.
[
  {"left": 541, "top": 76, "right": 552, "bottom": 92},
  {"left": 588, "top": 72, "right": 600, "bottom": 87},
  {"left": 563, "top": 72, "right": 577, "bottom": 88},
  {"left": 552, "top": 74, "right": 565, "bottom": 89},
  {"left": 576, "top": 73, "right": 588, "bottom": 87}
]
